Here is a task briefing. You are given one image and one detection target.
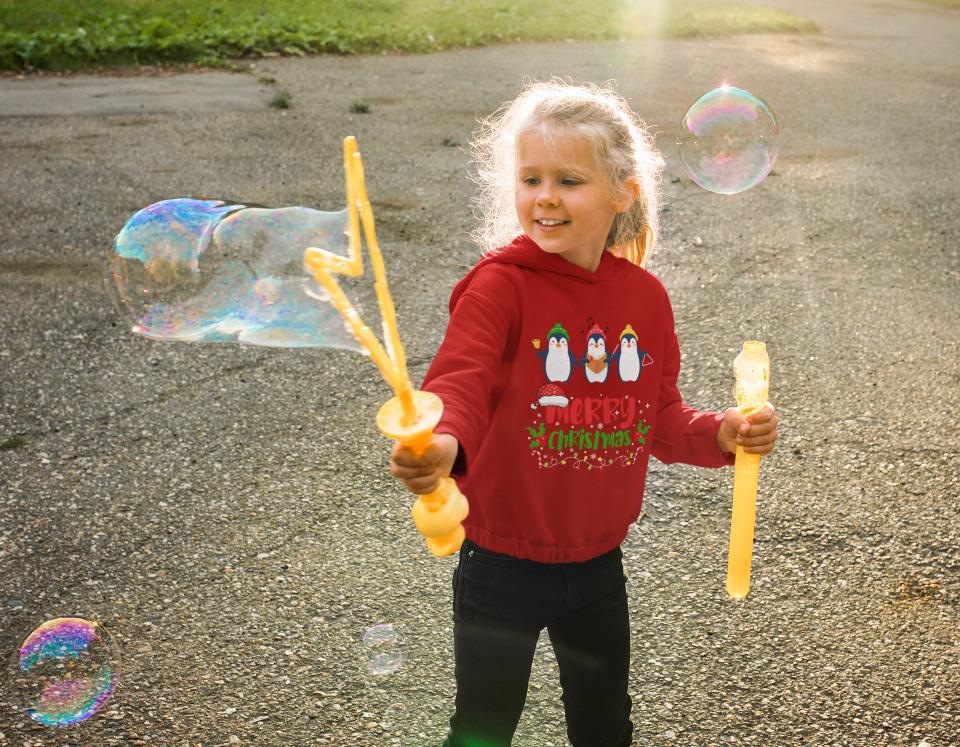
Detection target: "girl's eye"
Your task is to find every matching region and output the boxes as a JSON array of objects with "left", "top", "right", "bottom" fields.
[
  {"left": 522, "top": 177, "right": 540, "bottom": 186},
  {"left": 561, "top": 178, "right": 581, "bottom": 186}
]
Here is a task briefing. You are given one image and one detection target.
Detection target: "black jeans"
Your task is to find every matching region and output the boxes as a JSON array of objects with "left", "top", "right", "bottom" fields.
[{"left": 443, "top": 539, "right": 632, "bottom": 747}]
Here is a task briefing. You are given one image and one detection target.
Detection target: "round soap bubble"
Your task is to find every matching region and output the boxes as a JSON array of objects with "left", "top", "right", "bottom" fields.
[
  {"left": 381, "top": 701, "right": 406, "bottom": 730},
  {"left": 361, "top": 623, "right": 404, "bottom": 676},
  {"left": 679, "top": 85, "right": 780, "bottom": 195},
  {"left": 107, "top": 198, "right": 364, "bottom": 350},
  {"left": 12, "top": 618, "right": 120, "bottom": 727}
]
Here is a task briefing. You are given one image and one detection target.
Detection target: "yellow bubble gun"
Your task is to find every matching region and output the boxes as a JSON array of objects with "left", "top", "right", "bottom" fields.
[
  {"left": 726, "top": 341, "right": 770, "bottom": 598},
  {"left": 302, "top": 137, "right": 468, "bottom": 557}
]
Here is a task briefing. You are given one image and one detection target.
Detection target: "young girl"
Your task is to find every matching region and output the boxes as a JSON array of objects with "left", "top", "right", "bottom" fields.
[{"left": 390, "top": 80, "right": 779, "bottom": 747}]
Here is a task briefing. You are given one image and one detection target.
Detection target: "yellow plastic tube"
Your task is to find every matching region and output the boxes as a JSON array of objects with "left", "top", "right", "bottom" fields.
[
  {"left": 726, "top": 341, "right": 770, "bottom": 599},
  {"left": 303, "top": 136, "right": 468, "bottom": 557}
]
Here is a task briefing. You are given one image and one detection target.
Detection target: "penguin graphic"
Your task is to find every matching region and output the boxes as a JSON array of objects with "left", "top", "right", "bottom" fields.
[
  {"left": 581, "top": 322, "right": 610, "bottom": 383},
  {"left": 615, "top": 323, "right": 654, "bottom": 382},
  {"left": 532, "top": 322, "right": 577, "bottom": 383}
]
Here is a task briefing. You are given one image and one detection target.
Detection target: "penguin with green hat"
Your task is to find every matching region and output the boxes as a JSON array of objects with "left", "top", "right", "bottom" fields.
[{"left": 533, "top": 322, "right": 576, "bottom": 383}]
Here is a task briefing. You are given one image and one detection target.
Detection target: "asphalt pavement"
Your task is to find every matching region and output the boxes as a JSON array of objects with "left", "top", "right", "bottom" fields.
[{"left": 1, "top": 0, "right": 958, "bottom": 744}]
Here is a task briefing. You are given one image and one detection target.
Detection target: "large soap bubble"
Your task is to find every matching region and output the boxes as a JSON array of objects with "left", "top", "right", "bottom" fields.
[
  {"left": 12, "top": 618, "right": 120, "bottom": 727},
  {"left": 107, "top": 198, "right": 364, "bottom": 350},
  {"left": 679, "top": 85, "right": 780, "bottom": 195}
]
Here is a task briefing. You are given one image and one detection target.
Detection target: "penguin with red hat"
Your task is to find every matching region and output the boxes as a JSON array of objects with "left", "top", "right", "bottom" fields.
[{"left": 581, "top": 322, "right": 610, "bottom": 384}]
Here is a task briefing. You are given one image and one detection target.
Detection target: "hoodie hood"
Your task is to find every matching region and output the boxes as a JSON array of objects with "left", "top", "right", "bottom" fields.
[{"left": 449, "top": 234, "right": 633, "bottom": 312}]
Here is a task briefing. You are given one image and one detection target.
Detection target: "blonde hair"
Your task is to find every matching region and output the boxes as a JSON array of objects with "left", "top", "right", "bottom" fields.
[{"left": 470, "top": 80, "right": 664, "bottom": 266}]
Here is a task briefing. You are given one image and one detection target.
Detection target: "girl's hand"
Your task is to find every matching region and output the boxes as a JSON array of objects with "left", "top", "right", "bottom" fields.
[
  {"left": 717, "top": 404, "right": 779, "bottom": 456},
  {"left": 389, "top": 433, "right": 459, "bottom": 495}
]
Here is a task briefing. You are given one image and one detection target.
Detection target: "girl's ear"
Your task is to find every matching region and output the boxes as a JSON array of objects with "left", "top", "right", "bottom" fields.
[{"left": 613, "top": 178, "right": 640, "bottom": 214}]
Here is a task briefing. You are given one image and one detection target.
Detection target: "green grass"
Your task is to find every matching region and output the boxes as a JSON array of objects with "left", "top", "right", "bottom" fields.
[
  {"left": 0, "top": 435, "right": 27, "bottom": 450},
  {"left": 267, "top": 90, "right": 292, "bottom": 109},
  {"left": 0, "top": 0, "right": 819, "bottom": 71}
]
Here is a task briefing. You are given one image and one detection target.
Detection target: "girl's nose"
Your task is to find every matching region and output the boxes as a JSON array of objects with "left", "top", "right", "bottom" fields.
[{"left": 536, "top": 184, "right": 559, "bottom": 206}]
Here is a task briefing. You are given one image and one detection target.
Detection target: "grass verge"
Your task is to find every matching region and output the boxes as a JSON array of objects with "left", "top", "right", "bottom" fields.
[{"left": 0, "top": 0, "right": 819, "bottom": 72}]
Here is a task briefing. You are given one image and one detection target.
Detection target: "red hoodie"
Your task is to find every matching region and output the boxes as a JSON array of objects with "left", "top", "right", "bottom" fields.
[{"left": 423, "top": 235, "right": 733, "bottom": 563}]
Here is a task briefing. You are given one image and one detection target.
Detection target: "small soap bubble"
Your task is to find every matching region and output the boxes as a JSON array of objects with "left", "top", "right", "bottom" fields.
[
  {"left": 361, "top": 623, "right": 404, "bottom": 676},
  {"left": 12, "top": 618, "right": 120, "bottom": 727},
  {"left": 381, "top": 701, "right": 406, "bottom": 730},
  {"left": 679, "top": 85, "right": 780, "bottom": 195},
  {"left": 107, "top": 198, "right": 364, "bottom": 350}
]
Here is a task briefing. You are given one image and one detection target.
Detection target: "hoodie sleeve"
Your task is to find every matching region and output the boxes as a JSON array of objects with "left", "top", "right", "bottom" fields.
[
  {"left": 650, "top": 290, "right": 735, "bottom": 468},
  {"left": 421, "top": 265, "right": 519, "bottom": 475}
]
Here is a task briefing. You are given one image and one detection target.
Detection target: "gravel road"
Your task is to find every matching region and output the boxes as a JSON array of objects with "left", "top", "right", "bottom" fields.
[{"left": 1, "top": 0, "right": 958, "bottom": 744}]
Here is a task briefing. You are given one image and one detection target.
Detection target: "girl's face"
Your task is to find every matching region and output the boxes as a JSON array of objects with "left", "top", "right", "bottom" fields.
[{"left": 515, "top": 129, "right": 632, "bottom": 272}]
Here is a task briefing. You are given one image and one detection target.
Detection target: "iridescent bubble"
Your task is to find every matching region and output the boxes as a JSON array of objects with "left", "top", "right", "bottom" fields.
[
  {"left": 381, "top": 701, "right": 406, "bottom": 731},
  {"left": 13, "top": 618, "right": 120, "bottom": 727},
  {"left": 679, "top": 85, "right": 780, "bottom": 195},
  {"left": 361, "top": 623, "right": 404, "bottom": 676},
  {"left": 107, "top": 198, "right": 363, "bottom": 350}
]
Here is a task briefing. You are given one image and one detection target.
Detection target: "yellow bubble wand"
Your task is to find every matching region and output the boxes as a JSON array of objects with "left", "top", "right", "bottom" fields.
[
  {"left": 303, "top": 136, "right": 468, "bottom": 557},
  {"left": 726, "top": 341, "right": 770, "bottom": 598}
]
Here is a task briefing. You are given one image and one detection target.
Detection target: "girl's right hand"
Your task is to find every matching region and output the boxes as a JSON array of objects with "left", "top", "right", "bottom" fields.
[{"left": 389, "top": 433, "right": 459, "bottom": 495}]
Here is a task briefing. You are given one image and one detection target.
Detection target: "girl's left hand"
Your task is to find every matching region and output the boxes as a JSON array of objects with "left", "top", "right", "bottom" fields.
[{"left": 717, "top": 404, "right": 779, "bottom": 456}]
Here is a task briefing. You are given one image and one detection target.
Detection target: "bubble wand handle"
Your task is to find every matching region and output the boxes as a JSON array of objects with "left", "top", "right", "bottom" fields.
[
  {"left": 303, "top": 136, "right": 468, "bottom": 557},
  {"left": 726, "top": 341, "right": 770, "bottom": 599},
  {"left": 377, "top": 392, "right": 469, "bottom": 557}
]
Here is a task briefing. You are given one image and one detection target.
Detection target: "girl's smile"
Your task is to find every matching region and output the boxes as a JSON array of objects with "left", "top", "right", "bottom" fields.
[
  {"left": 515, "top": 130, "right": 633, "bottom": 272},
  {"left": 533, "top": 218, "right": 568, "bottom": 232}
]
